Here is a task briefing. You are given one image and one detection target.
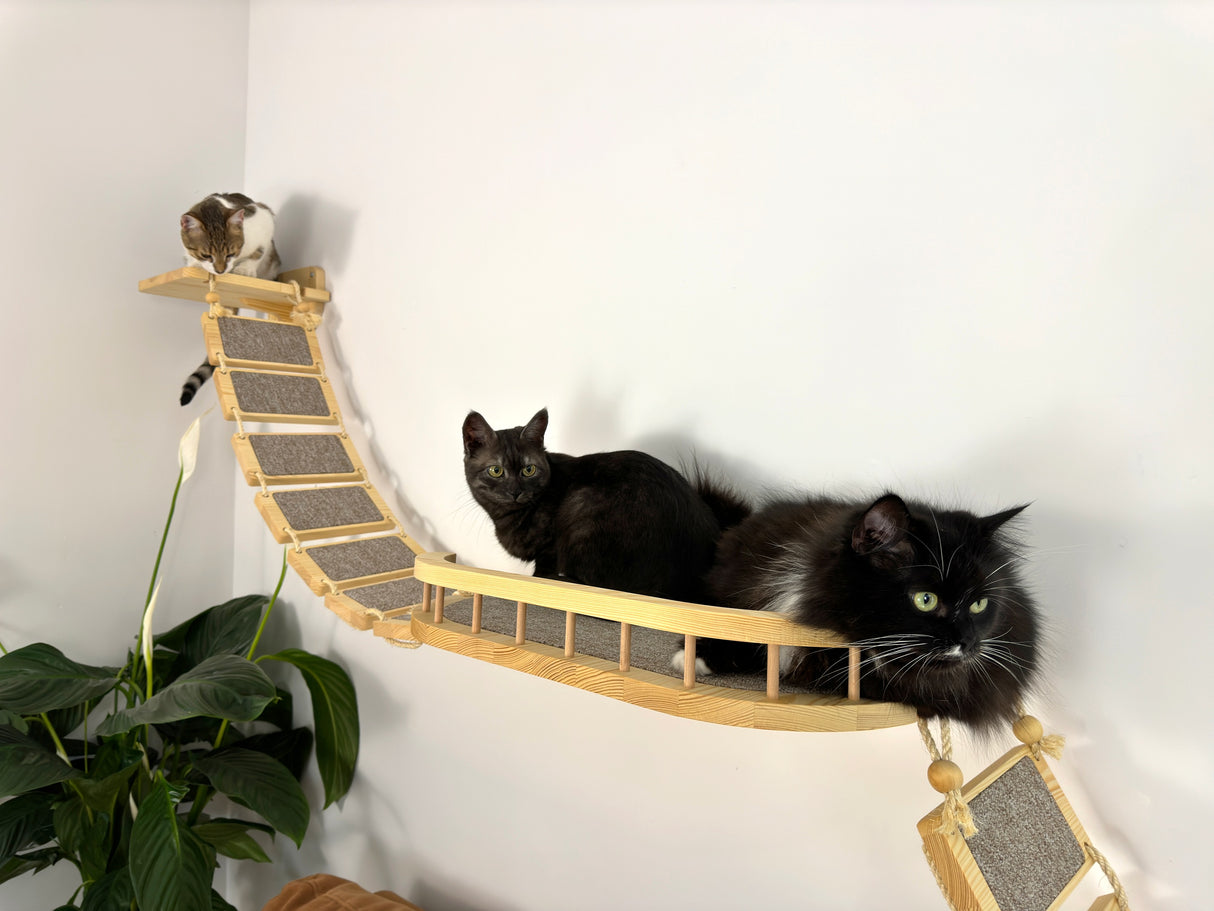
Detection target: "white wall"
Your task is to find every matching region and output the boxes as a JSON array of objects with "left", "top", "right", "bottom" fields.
[
  {"left": 0, "top": 1, "right": 247, "bottom": 907},
  {"left": 233, "top": 4, "right": 1213, "bottom": 910}
]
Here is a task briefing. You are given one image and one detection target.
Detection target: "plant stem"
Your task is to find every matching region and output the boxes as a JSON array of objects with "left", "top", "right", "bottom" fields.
[
  {"left": 246, "top": 548, "right": 289, "bottom": 661},
  {"left": 39, "top": 713, "right": 69, "bottom": 762},
  {"left": 132, "top": 465, "right": 184, "bottom": 692},
  {"left": 187, "top": 551, "right": 289, "bottom": 827}
]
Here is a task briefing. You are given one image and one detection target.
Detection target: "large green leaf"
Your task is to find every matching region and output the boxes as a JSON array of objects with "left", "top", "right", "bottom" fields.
[
  {"left": 156, "top": 595, "right": 267, "bottom": 666},
  {"left": 0, "top": 791, "right": 55, "bottom": 859},
  {"left": 70, "top": 761, "right": 140, "bottom": 815},
  {"left": 81, "top": 866, "right": 135, "bottom": 911},
  {"left": 234, "top": 727, "right": 313, "bottom": 781},
  {"left": 96, "top": 655, "right": 276, "bottom": 737},
  {"left": 192, "top": 748, "right": 309, "bottom": 847},
  {"left": 263, "top": 649, "right": 359, "bottom": 807},
  {"left": 211, "top": 889, "right": 239, "bottom": 911},
  {"left": 129, "top": 775, "right": 212, "bottom": 911},
  {"left": 53, "top": 792, "right": 110, "bottom": 882},
  {"left": 0, "top": 644, "right": 118, "bottom": 714},
  {"left": 0, "top": 725, "right": 81, "bottom": 796},
  {"left": 0, "top": 846, "right": 60, "bottom": 885},
  {"left": 192, "top": 820, "right": 271, "bottom": 863}
]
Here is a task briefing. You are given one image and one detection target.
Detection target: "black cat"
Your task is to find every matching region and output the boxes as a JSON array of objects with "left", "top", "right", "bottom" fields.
[
  {"left": 462, "top": 408, "right": 747, "bottom": 602},
  {"left": 684, "top": 493, "right": 1040, "bottom": 729}
]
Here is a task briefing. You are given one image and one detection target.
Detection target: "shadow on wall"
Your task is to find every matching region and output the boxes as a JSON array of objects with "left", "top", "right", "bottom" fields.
[
  {"left": 315, "top": 298, "right": 436, "bottom": 551},
  {"left": 274, "top": 194, "right": 359, "bottom": 277}
]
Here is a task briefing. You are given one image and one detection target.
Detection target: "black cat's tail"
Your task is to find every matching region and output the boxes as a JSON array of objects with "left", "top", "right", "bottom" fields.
[
  {"left": 691, "top": 466, "right": 752, "bottom": 531},
  {"left": 180, "top": 359, "right": 215, "bottom": 406}
]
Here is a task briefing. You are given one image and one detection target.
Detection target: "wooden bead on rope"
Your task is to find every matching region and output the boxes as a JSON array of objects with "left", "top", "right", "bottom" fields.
[
  {"left": 1013, "top": 714, "right": 1044, "bottom": 746},
  {"left": 927, "top": 759, "right": 964, "bottom": 794},
  {"left": 205, "top": 291, "right": 221, "bottom": 305}
]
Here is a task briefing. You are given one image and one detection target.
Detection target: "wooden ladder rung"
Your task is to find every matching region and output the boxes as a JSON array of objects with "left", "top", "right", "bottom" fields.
[
  {"left": 254, "top": 484, "right": 397, "bottom": 544},
  {"left": 289, "top": 533, "right": 420, "bottom": 595},
  {"left": 202, "top": 313, "right": 322, "bottom": 374},
  {"left": 214, "top": 369, "right": 340, "bottom": 424},
  {"left": 233, "top": 432, "right": 366, "bottom": 486}
]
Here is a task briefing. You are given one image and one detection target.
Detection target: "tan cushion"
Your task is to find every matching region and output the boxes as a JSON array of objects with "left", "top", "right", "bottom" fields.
[{"left": 260, "top": 874, "right": 424, "bottom": 911}]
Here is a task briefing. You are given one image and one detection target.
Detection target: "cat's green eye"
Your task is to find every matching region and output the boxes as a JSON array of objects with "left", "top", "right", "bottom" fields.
[
  {"left": 521, "top": 465, "right": 537, "bottom": 478},
  {"left": 970, "top": 597, "right": 989, "bottom": 614},
  {"left": 911, "top": 591, "right": 939, "bottom": 612},
  {"left": 486, "top": 465, "right": 504, "bottom": 478}
]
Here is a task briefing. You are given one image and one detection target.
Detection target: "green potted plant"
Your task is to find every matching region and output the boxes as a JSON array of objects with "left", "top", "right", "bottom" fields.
[{"left": 0, "top": 416, "right": 359, "bottom": 911}]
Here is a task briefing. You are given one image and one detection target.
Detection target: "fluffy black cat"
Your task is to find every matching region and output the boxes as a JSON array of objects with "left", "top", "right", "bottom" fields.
[
  {"left": 462, "top": 408, "right": 745, "bottom": 602},
  {"left": 684, "top": 493, "right": 1040, "bottom": 729}
]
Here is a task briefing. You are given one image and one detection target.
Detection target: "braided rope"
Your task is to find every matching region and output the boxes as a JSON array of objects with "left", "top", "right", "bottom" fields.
[
  {"left": 1086, "top": 842, "right": 1131, "bottom": 910},
  {"left": 918, "top": 717, "right": 976, "bottom": 837}
]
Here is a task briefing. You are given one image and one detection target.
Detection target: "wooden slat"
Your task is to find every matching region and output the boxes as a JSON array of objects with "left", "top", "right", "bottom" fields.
[
  {"left": 412, "top": 552, "right": 849, "bottom": 647},
  {"left": 213, "top": 369, "right": 340, "bottom": 424},
  {"left": 253, "top": 484, "right": 397, "bottom": 544},
  {"left": 324, "top": 575, "right": 432, "bottom": 631},
  {"left": 379, "top": 611, "right": 916, "bottom": 733},
  {"left": 288, "top": 533, "right": 422, "bottom": 595},
  {"left": 138, "top": 266, "right": 328, "bottom": 320},
  {"left": 917, "top": 746, "right": 1095, "bottom": 911},
  {"left": 202, "top": 312, "right": 323, "bottom": 374},
  {"left": 232, "top": 432, "right": 366, "bottom": 486}
]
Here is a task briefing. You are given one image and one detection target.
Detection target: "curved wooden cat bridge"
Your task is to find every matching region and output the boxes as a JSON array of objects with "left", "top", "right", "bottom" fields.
[
  {"left": 139, "top": 265, "right": 913, "bottom": 734},
  {"left": 139, "top": 267, "right": 1129, "bottom": 910}
]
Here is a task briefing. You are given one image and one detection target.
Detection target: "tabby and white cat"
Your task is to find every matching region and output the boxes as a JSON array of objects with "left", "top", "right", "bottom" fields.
[{"left": 178, "top": 193, "right": 281, "bottom": 405}]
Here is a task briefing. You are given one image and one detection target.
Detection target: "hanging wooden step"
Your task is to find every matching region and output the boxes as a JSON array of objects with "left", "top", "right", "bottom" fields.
[
  {"left": 202, "top": 313, "right": 323, "bottom": 374},
  {"left": 254, "top": 484, "right": 398, "bottom": 544},
  {"left": 214, "top": 369, "right": 341, "bottom": 424},
  {"left": 233, "top": 433, "right": 366, "bottom": 487},
  {"left": 288, "top": 533, "right": 422, "bottom": 595},
  {"left": 325, "top": 576, "right": 463, "bottom": 631}
]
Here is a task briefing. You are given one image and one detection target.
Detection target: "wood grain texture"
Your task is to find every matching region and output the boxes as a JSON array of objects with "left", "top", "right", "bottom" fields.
[
  {"left": 252, "top": 484, "right": 397, "bottom": 544},
  {"left": 287, "top": 533, "right": 423, "bottom": 595},
  {"left": 213, "top": 369, "right": 341, "bottom": 424},
  {"left": 232, "top": 432, "right": 366, "bottom": 486},
  {"left": 138, "top": 266, "right": 329, "bottom": 321},
  {"left": 201, "top": 311, "right": 323, "bottom": 373},
  {"left": 412, "top": 552, "right": 851, "bottom": 647},
  {"left": 380, "top": 612, "right": 917, "bottom": 732},
  {"left": 917, "top": 746, "right": 1096, "bottom": 911}
]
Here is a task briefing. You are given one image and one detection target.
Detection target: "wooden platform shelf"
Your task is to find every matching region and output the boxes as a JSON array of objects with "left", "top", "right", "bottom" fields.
[{"left": 139, "top": 265, "right": 329, "bottom": 321}]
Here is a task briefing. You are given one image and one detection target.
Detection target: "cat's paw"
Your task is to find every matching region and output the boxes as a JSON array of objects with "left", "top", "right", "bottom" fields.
[{"left": 670, "top": 648, "right": 711, "bottom": 677}]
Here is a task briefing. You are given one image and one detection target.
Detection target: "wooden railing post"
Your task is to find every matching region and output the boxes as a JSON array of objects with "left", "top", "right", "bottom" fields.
[
  {"left": 564, "top": 612, "right": 576, "bottom": 658},
  {"left": 471, "top": 593, "right": 483, "bottom": 634},
  {"left": 619, "top": 622, "right": 632, "bottom": 672},
  {"left": 515, "top": 601, "right": 527, "bottom": 645},
  {"left": 683, "top": 634, "right": 696, "bottom": 688},
  {"left": 847, "top": 646, "right": 861, "bottom": 701},
  {"left": 434, "top": 586, "right": 445, "bottom": 624},
  {"left": 767, "top": 644, "right": 780, "bottom": 700}
]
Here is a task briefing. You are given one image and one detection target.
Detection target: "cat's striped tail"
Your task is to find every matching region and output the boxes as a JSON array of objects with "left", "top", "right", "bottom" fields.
[{"left": 180, "top": 359, "right": 215, "bottom": 405}]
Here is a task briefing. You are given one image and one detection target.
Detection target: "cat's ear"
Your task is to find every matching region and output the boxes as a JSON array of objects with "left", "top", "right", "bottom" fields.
[
  {"left": 520, "top": 408, "right": 549, "bottom": 446},
  {"left": 981, "top": 503, "right": 1029, "bottom": 535},
  {"left": 852, "top": 494, "right": 911, "bottom": 557},
  {"left": 227, "top": 207, "right": 246, "bottom": 227},
  {"left": 462, "top": 411, "right": 496, "bottom": 457},
  {"left": 181, "top": 214, "right": 201, "bottom": 233}
]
